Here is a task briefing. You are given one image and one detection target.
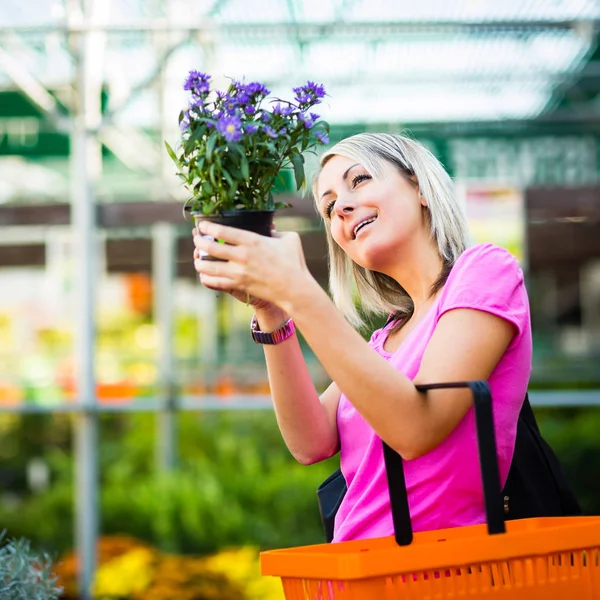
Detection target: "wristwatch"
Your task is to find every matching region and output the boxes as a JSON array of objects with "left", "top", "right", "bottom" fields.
[{"left": 250, "top": 314, "right": 296, "bottom": 345}]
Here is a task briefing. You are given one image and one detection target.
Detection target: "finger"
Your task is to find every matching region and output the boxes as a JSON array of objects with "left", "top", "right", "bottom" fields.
[
  {"left": 197, "top": 220, "right": 257, "bottom": 245},
  {"left": 194, "top": 234, "right": 239, "bottom": 261},
  {"left": 198, "top": 272, "right": 238, "bottom": 291}
]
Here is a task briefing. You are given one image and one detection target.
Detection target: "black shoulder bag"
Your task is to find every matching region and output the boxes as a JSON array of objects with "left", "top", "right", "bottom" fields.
[{"left": 316, "top": 382, "right": 581, "bottom": 543}]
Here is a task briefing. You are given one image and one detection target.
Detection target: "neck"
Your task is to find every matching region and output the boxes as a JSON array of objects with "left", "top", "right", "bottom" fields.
[{"left": 383, "top": 239, "right": 444, "bottom": 309}]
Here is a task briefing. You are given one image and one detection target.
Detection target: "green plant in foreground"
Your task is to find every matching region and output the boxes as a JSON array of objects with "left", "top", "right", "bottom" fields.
[{"left": 0, "top": 530, "right": 62, "bottom": 600}]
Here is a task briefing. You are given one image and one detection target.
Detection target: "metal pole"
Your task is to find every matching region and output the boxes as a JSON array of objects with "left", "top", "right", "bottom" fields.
[
  {"left": 70, "top": 68, "right": 99, "bottom": 600},
  {"left": 69, "top": 0, "right": 108, "bottom": 596},
  {"left": 153, "top": 222, "right": 177, "bottom": 470}
]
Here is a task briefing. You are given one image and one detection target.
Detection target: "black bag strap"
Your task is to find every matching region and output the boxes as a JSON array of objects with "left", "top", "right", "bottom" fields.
[{"left": 382, "top": 381, "right": 506, "bottom": 546}]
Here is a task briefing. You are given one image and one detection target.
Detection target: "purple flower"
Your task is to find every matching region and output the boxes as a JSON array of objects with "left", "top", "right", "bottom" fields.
[
  {"left": 315, "top": 130, "right": 329, "bottom": 144},
  {"left": 293, "top": 81, "right": 326, "bottom": 106},
  {"left": 183, "top": 70, "right": 211, "bottom": 96},
  {"left": 263, "top": 125, "right": 278, "bottom": 139},
  {"left": 294, "top": 93, "right": 311, "bottom": 105},
  {"left": 245, "top": 124, "right": 258, "bottom": 134},
  {"left": 189, "top": 97, "right": 207, "bottom": 118},
  {"left": 221, "top": 94, "right": 240, "bottom": 115},
  {"left": 246, "top": 82, "right": 270, "bottom": 97},
  {"left": 272, "top": 103, "right": 294, "bottom": 117},
  {"left": 180, "top": 113, "right": 190, "bottom": 132},
  {"left": 299, "top": 112, "right": 316, "bottom": 129},
  {"left": 305, "top": 81, "right": 326, "bottom": 99},
  {"left": 216, "top": 114, "right": 242, "bottom": 142},
  {"left": 237, "top": 92, "right": 250, "bottom": 105},
  {"left": 244, "top": 105, "right": 255, "bottom": 115}
]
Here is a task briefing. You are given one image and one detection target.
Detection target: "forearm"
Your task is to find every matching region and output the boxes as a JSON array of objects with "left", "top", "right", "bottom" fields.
[
  {"left": 280, "top": 282, "right": 424, "bottom": 458},
  {"left": 255, "top": 308, "right": 339, "bottom": 465}
]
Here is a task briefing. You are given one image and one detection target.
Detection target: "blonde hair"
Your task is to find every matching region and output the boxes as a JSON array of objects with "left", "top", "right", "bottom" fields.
[{"left": 312, "top": 132, "right": 471, "bottom": 329}]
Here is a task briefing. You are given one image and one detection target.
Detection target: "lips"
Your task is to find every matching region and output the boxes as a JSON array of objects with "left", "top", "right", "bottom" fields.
[{"left": 352, "top": 215, "right": 377, "bottom": 239}]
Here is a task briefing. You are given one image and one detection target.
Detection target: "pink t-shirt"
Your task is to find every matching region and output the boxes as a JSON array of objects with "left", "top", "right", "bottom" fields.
[{"left": 334, "top": 243, "right": 532, "bottom": 542}]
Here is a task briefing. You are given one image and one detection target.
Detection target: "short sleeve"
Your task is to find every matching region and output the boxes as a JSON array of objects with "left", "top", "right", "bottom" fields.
[{"left": 439, "top": 244, "right": 529, "bottom": 339}]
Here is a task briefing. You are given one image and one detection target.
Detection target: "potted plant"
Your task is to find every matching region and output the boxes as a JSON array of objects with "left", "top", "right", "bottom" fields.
[{"left": 165, "top": 71, "right": 329, "bottom": 247}]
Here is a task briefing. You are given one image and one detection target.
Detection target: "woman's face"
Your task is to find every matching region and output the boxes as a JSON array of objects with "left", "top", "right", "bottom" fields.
[{"left": 316, "top": 154, "right": 427, "bottom": 270}]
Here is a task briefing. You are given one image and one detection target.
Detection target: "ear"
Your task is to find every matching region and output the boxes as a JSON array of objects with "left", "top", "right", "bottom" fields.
[{"left": 418, "top": 190, "right": 428, "bottom": 208}]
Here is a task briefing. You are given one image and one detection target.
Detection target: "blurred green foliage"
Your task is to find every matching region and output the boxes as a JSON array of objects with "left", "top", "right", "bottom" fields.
[
  {"left": 0, "top": 404, "right": 598, "bottom": 559},
  {"left": 0, "top": 410, "right": 336, "bottom": 556}
]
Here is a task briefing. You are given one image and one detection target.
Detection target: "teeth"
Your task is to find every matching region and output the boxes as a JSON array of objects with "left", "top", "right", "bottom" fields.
[{"left": 354, "top": 217, "right": 376, "bottom": 238}]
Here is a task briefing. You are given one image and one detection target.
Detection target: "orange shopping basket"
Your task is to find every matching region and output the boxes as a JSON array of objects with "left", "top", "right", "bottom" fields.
[{"left": 261, "top": 381, "right": 600, "bottom": 599}]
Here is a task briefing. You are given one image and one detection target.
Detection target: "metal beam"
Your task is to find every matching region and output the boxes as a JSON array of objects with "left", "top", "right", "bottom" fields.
[
  {"left": 1, "top": 19, "right": 598, "bottom": 36},
  {"left": 539, "top": 21, "right": 599, "bottom": 117},
  {"left": 0, "top": 46, "right": 69, "bottom": 130},
  {"left": 100, "top": 36, "right": 191, "bottom": 127},
  {"left": 260, "top": 65, "right": 600, "bottom": 88}
]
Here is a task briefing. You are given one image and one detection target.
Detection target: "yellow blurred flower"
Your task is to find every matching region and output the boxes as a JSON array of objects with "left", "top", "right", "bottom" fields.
[
  {"left": 93, "top": 547, "right": 155, "bottom": 598},
  {"left": 203, "top": 547, "right": 286, "bottom": 600}
]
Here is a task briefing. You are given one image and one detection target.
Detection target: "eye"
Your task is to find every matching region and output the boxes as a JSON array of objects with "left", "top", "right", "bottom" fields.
[
  {"left": 351, "top": 173, "right": 371, "bottom": 188},
  {"left": 324, "top": 199, "right": 336, "bottom": 218}
]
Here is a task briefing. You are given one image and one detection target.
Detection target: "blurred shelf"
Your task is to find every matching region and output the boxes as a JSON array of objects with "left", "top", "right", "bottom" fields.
[
  {"left": 0, "top": 391, "right": 599, "bottom": 414},
  {"left": 0, "top": 394, "right": 273, "bottom": 413}
]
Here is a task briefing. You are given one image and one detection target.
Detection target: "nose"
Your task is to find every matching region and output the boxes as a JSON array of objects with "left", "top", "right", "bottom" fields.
[{"left": 333, "top": 194, "right": 355, "bottom": 218}]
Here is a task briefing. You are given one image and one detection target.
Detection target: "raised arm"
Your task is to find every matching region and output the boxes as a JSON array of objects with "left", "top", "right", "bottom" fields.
[
  {"left": 193, "top": 228, "right": 339, "bottom": 465},
  {"left": 283, "top": 282, "right": 515, "bottom": 460}
]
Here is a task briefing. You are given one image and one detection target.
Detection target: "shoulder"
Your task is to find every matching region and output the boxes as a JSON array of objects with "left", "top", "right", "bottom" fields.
[
  {"left": 453, "top": 243, "right": 522, "bottom": 280},
  {"left": 440, "top": 243, "right": 529, "bottom": 330}
]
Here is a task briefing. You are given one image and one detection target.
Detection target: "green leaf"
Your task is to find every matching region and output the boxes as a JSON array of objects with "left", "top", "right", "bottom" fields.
[
  {"left": 184, "top": 127, "right": 204, "bottom": 155},
  {"left": 206, "top": 134, "right": 217, "bottom": 162},
  {"left": 222, "top": 169, "right": 233, "bottom": 188},
  {"left": 229, "top": 165, "right": 243, "bottom": 180},
  {"left": 209, "top": 163, "right": 218, "bottom": 188},
  {"left": 313, "top": 120, "right": 330, "bottom": 134},
  {"left": 240, "top": 155, "right": 249, "bottom": 181},
  {"left": 290, "top": 151, "right": 305, "bottom": 190},
  {"left": 164, "top": 141, "right": 181, "bottom": 168},
  {"left": 202, "top": 180, "right": 213, "bottom": 195}
]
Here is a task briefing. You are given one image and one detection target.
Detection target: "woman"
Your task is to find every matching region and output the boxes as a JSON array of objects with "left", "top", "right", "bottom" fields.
[{"left": 192, "top": 132, "right": 532, "bottom": 542}]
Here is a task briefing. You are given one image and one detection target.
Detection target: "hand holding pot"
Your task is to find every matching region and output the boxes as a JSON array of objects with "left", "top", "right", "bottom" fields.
[{"left": 193, "top": 221, "right": 312, "bottom": 313}]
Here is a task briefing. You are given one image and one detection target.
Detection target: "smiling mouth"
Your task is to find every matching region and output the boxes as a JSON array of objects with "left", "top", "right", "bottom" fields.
[{"left": 353, "top": 216, "right": 377, "bottom": 239}]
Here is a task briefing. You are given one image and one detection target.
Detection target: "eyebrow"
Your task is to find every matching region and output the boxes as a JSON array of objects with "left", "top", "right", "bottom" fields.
[{"left": 319, "top": 163, "right": 361, "bottom": 202}]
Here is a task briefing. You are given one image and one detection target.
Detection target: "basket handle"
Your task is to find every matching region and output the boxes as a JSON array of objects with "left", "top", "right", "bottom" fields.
[{"left": 383, "top": 380, "right": 506, "bottom": 546}]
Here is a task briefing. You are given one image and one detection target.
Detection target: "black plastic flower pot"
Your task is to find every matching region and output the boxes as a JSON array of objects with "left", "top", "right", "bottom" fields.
[{"left": 191, "top": 209, "right": 274, "bottom": 261}]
